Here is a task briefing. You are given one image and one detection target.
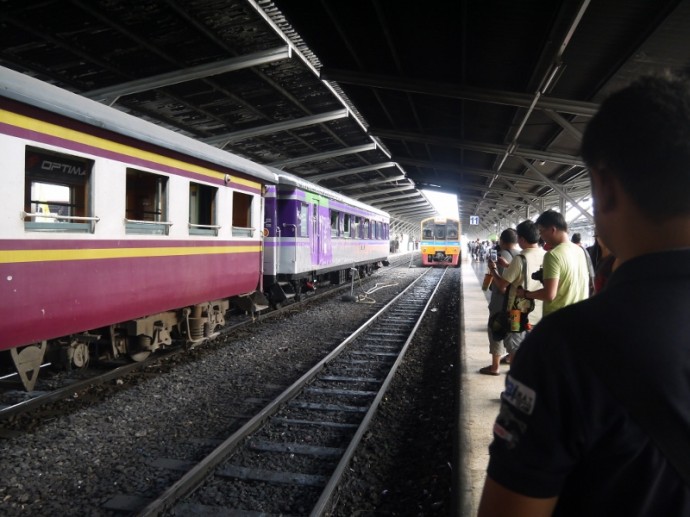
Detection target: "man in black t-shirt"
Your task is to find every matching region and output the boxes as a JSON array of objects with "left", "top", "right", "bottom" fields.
[{"left": 478, "top": 75, "right": 690, "bottom": 516}]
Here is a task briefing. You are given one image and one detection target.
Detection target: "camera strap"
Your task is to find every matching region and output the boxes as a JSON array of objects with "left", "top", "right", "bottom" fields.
[{"left": 509, "top": 255, "right": 529, "bottom": 310}]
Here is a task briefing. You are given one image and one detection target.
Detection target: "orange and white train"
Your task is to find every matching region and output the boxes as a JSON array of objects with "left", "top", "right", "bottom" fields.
[{"left": 420, "top": 216, "right": 461, "bottom": 267}]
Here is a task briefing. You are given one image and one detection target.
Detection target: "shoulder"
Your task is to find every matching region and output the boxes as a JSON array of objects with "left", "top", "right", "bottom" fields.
[
  {"left": 503, "top": 256, "right": 523, "bottom": 281},
  {"left": 523, "top": 248, "right": 545, "bottom": 261}
]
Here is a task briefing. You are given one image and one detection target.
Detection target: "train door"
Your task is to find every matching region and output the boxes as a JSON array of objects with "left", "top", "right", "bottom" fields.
[{"left": 310, "top": 200, "right": 332, "bottom": 265}]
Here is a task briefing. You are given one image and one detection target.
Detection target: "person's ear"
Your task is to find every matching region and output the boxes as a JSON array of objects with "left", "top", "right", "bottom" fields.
[{"left": 590, "top": 166, "right": 617, "bottom": 214}]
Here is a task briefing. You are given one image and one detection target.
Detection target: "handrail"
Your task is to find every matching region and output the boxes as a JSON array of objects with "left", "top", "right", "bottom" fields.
[
  {"left": 124, "top": 218, "right": 173, "bottom": 226},
  {"left": 22, "top": 211, "right": 100, "bottom": 222},
  {"left": 232, "top": 226, "right": 256, "bottom": 237},
  {"left": 188, "top": 223, "right": 221, "bottom": 229}
]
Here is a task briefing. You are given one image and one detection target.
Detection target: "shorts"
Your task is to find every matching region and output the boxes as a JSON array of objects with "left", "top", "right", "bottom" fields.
[
  {"left": 487, "top": 314, "right": 506, "bottom": 356},
  {"left": 504, "top": 331, "right": 526, "bottom": 354}
]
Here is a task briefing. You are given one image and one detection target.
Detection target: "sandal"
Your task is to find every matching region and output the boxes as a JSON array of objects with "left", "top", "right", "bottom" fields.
[
  {"left": 500, "top": 355, "right": 511, "bottom": 365},
  {"left": 479, "top": 366, "right": 500, "bottom": 376}
]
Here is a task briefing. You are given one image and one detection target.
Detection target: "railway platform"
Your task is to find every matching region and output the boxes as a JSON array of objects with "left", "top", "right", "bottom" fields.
[{"left": 460, "top": 254, "right": 504, "bottom": 515}]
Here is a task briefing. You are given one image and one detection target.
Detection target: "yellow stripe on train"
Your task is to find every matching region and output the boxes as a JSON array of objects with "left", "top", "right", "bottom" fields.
[
  {"left": 0, "top": 245, "right": 261, "bottom": 264},
  {"left": 0, "top": 109, "right": 262, "bottom": 190}
]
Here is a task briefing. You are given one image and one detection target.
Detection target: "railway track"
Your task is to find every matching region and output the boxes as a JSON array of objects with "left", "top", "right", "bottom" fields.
[
  {"left": 0, "top": 253, "right": 415, "bottom": 421},
  {"left": 109, "top": 266, "right": 446, "bottom": 516}
]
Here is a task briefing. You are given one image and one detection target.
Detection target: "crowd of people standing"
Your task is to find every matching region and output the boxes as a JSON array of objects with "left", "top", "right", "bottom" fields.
[{"left": 475, "top": 73, "right": 690, "bottom": 516}]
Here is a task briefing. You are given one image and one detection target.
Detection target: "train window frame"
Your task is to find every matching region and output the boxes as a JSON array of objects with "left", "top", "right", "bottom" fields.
[
  {"left": 343, "top": 213, "right": 351, "bottom": 238},
  {"left": 189, "top": 182, "right": 220, "bottom": 236},
  {"left": 447, "top": 221, "right": 459, "bottom": 240},
  {"left": 23, "top": 147, "right": 96, "bottom": 233},
  {"left": 330, "top": 209, "right": 340, "bottom": 237},
  {"left": 352, "top": 216, "right": 361, "bottom": 239},
  {"left": 124, "top": 168, "right": 171, "bottom": 235},
  {"left": 298, "top": 203, "right": 309, "bottom": 237},
  {"left": 232, "top": 190, "right": 255, "bottom": 238},
  {"left": 422, "top": 221, "right": 434, "bottom": 240}
]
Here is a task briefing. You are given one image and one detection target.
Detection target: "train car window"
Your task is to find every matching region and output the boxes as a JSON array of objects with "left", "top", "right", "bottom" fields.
[
  {"left": 24, "top": 147, "right": 95, "bottom": 233},
  {"left": 447, "top": 221, "right": 459, "bottom": 240},
  {"left": 125, "top": 169, "right": 171, "bottom": 235},
  {"left": 330, "top": 210, "right": 340, "bottom": 237},
  {"left": 189, "top": 182, "right": 219, "bottom": 236},
  {"left": 435, "top": 226, "right": 446, "bottom": 239},
  {"left": 298, "top": 203, "right": 309, "bottom": 237},
  {"left": 362, "top": 219, "right": 370, "bottom": 239},
  {"left": 232, "top": 191, "right": 254, "bottom": 237},
  {"left": 343, "top": 213, "right": 351, "bottom": 237},
  {"left": 353, "top": 216, "right": 361, "bottom": 239},
  {"left": 422, "top": 219, "right": 435, "bottom": 240}
]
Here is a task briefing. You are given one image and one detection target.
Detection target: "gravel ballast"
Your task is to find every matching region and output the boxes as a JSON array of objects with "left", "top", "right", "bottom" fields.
[{"left": 0, "top": 262, "right": 460, "bottom": 516}]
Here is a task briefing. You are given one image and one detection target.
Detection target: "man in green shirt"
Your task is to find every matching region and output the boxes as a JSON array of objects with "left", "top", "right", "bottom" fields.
[{"left": 517, "top": 210, "right": 589, "bottom": 316}]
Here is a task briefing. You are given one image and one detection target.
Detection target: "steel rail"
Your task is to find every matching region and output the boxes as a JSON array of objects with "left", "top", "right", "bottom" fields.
[
  {"left": 311, "top": 267, "right": 448, "bottom": 515},
  {"left": 137, "top": 265, "right": 442, "bottom": 516}
]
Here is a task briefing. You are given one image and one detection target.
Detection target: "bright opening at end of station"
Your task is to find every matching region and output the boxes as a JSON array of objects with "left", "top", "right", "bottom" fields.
[{"left": 423, "top": 189, "right": 459, "bottom": 220}]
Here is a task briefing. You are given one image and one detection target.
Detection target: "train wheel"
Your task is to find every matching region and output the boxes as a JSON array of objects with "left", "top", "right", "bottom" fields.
[
  {"left": 69, "top": 342, "right": 90, "bottom": 368},
  {"left": 129, "top": 349, "right": 151, "bottom": 362},
  {"left": 128, "top": 335, "right": 152, "bottom": 362}
]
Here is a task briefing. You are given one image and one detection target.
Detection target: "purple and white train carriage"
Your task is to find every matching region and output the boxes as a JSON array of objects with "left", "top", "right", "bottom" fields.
[
  {"left": 0, "top": 66, "right": 276, "bottom": 390},
  {"left": 263, "top": 171, "right": 390, "bottom": 303},
  {"left": 0, "top": 65, "right": 391, "bottom": 391}
]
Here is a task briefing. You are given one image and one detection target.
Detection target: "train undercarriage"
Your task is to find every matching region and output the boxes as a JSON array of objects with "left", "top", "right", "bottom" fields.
[{"left": 3, "top": 297, "right": 257, "bottom": 392}]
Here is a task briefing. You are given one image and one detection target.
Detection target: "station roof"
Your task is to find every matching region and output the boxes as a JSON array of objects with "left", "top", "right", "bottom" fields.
[{"left": 1, "top": 0, "right": 688, "bottom": 235}]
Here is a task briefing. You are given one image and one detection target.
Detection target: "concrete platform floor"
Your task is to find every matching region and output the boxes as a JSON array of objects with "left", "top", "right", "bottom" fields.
[{"left": 461, "top": 256, "right": 507, "bottom": 515}]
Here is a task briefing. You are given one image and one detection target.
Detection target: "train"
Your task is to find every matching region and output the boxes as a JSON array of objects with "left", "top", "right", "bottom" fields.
[
  {"left": 0, "top": 66, "right": 390, "bottom": 391},
  {"left": 263, "top": 170, "right": 390, "bottom": 304},
  {"left": 420, "top": 216, "right": 461, "bottom": 266}
]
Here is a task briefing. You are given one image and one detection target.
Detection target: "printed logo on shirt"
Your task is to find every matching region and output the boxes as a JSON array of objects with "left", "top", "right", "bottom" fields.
[
  {"left": 493, "top": 422, "right": 514, "bottom": 444},
  {"left": 503, "top": 374, "right": 536, "bottom": 415},
  {"left": 494, "top": 405, "right": 528, "bottom": 449}
]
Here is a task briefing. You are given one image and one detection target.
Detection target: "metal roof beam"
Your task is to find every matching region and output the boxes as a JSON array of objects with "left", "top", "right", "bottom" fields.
[
  {"left": 372, "top": 128, "right": 584, "bottom": 166},
  {"left": 352, "top": 186, "right": 416, "bottom": 200},
  {"left": 336, "top": 175, "right": 407, "bottom": 191},
  {"left": 543, "top": 109, "right": 583, "bottom": 142},
  {"left": 391, "top": 207, "right": 437, "bottom": 217},
  {"left": 269, "top": 143, "right": 377, "bottom": 168},
  {"left": 517, "top": 157, "right": 594, "bottom": 223},
  {"left": 377, "top": 199, "right": 430, "bottom": 209},
  {"left": 84, "top": 47, "right": 291, "bottom": 103},
  {"left": 320, "top": 68, "right": 599, "bottom": 117},
  {"left": 379, "top": 206, "right": 433, "bottom": 217},
  {"left": 202, "top": 109, "right": 349, "bottom": 146},
  {"left": 390, "top": 213, "right": 434, "bottom": 222},
  {"left": 396, "top": 158, "right": 550, "bottom": 186},
  {"left": 371, "top": 192, "right": 424, "bottom": 204},
  {"left": 304, "top": 162, "right": 397, "bottom": 182}
]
